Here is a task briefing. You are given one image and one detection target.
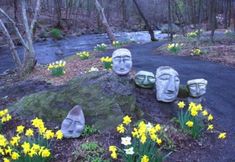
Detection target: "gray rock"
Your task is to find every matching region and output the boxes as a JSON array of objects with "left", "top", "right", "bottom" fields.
[{"left": 11, "top": 71, "right": 143, "bottom": 132}]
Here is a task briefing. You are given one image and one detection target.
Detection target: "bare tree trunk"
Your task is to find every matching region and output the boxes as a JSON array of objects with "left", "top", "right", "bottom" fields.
[
  {"left": 21, "top": 0, "right": 38, "bottom": 76},
  {"left": 0, "top": 19, "right": 22, "bottom": 71},
  {"left": 133, "top": 0, "right": 157, "bottom": 41},
  {"left": 168, "top": 0, "right": 173, "bottom": 41},
  {"left": 209, "top": 0, "right": 217, "bottom": 42},
  {"left": 232, "top": 0, "right": 235, "bottom": 31},
  {"left": 95, "top": 0, "right": 116, "bottom": 43}
]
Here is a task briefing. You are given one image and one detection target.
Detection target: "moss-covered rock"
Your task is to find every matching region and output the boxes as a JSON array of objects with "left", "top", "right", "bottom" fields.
[{"left": 12, "top": 72, "right": 143, "bottom": 131}]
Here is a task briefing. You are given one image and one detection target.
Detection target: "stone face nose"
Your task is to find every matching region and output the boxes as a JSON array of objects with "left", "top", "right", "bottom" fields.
[
  {"left": 143, "top": 77, "right": 148, "bottom": 85},
  {"left": 166, "top": 77, "right": 175, "bottom": 92}
]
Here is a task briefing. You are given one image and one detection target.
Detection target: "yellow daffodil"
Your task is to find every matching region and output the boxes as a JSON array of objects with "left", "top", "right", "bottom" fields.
[
  {"left": 111, "top": 151, "right": 117, "bottom": 159},
  {"left": 11, "top": 151, "right": 20, "bottom": 160},
  {"left": 32, "top": 144, "right": 41, "bottom": 152},
  {"left": 10, "top": 136, "right": 21, "bottom": 146},
  {"left": 0, "top": 135, "right": 8, "bottom": 147},
  {"left": 25, "top": 128, "right": 34, "bottom": 137},
  {"left": 16, "top": 125, "right": 25, "bottom": 134},
  {"left": 41, "top": 148, "right": 51, "bottom": 158},
  {"left": 21, "top": 142, "right": 31, "bottom": 154},
  {"left": 208, "top": 114, "right": 214, "bottom": 121},
  {"left": 218, "top": 132, "right": 226, "bottom": 139},
  {"left": 5, "top": 146, "right": 12, "bottom": 155},
  {"left": 28, "top": 149, "right": 37, "bottom": 157},
  {"left": 156, "top": 137, "right": 162, "bottom": 145},
  {"left": 154, "top": 124, "right": 161, "bottom": 132},
  {"left": 3, "top": 158, "right": 10, "bottom": 162},
  {"left": 186, "top": 120, "right": 194, "bottom": 128},
  {"left": 207, "top": 124, "right": 214, "bottom": 131},
  {"left": 141, "top": 155, "right": 150, "bottom": 162},
  {"left": 140, "top": 134, "right": 147, "bottom": 144},
  {"left": 123, "top": 115, "right": 131, "bottom": 125},
  {"left": 189, "top": 102, "right": 196, "bottom": 110},
  {"left": 116, "top": 124, "right": 125, "bottom": 133},
  {"left": 202, "top": 110, "right": 208, "bottom": 116},
  {"left": 55, "top": 130, "right": 63, "bottom": 140},
  {"left": 131, "top": 128, "right": 139, "bottom": 138},
  {"left": 43, "top": 130, "right": 54, "bottom": 140},
  {"left": 109, "top": 145, "right": 117, "bottom": 152},
  {"left": 178, "top": 101, "right": 185, "bottom": 109},
  {"left": 191, "top": 109, "right": 198, "bottom": 116}
]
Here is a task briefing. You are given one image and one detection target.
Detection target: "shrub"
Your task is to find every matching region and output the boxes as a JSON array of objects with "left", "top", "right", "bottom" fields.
[
  {"left": 94, "top": 43, "right": 107, "bottom": 52},
  {"left": 76, "top": 51, "right": 90, "bottom": 60},
  {"left": 81, "top": 125, "right": 98, "bottom": 137},
  {"left": 100, "top": 57, "right": 112, "bottom": 70},
  {"left": 47, "top": 60, "right": 66, "bottom": 77},
  {"left": 72, "top": 141, "right": 109, "bottom": 162},
  {"left": 50, "top": 28, "right": 62, "bottom": 39}
]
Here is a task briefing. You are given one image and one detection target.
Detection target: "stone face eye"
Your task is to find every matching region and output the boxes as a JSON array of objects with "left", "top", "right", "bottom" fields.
[
  {"left": 159, "top": 74, "right": 170, "bottom": 80},
  {"left": 175, "top": 77, "right": 180, "bottom": 82},
  {"left": 136, "top": 75, "right": 145, "bottom": 80},
  {"left": 63, "top": 118, "right": 72, "bottom": 127}
]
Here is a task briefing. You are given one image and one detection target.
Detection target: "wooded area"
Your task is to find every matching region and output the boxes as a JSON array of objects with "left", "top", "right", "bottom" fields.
[{"left": 0, "top": 0, "right": 235, "bottom": 76}]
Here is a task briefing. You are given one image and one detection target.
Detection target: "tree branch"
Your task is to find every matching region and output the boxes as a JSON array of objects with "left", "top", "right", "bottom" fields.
[
  {"left": 30, "top": 0, "right": 41, "bottom": 33},
  {"left": 0, "top": 8, "right": 28, "bottom": 49},
  {"left": 0, "top": 19, "right": 22, "bottom": 69}
]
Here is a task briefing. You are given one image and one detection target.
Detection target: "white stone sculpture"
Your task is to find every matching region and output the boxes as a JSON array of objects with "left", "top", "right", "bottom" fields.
[
  {"left": 135, "top": 71, "right": 155, "bottom": 88},
  {"left": 187, "top": 79, "right": 208, "bottom": 98},
  {"left": 112, "top": 48, "right": 132, "bottom": 75},
  {"left": 61, "top": 105, "right": 85, "bottom": 138},
  {"left": 156, "top": 66, "right": 180, "bottom": 102}
]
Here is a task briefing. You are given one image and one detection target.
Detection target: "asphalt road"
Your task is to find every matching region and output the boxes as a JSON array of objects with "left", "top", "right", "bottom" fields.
[{"left": 101, "top": 41, "right": 235, "bottom": 161}]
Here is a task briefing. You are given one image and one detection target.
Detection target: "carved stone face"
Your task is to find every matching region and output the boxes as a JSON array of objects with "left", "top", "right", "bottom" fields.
[
  {"left": 156, "top": 66, "right": 180, "bottom": 102},
  {"left": 61, "top": 105, "right": 85, "bottom": 138},
  {"left": 112, "top": 48, "right": 132, "bottom": 75},
  {"left": 187, "top": 79, "right": 208, "bottom": 98},
  {"left": 135, "top": 71, "right": 155, "bottom": 88}
]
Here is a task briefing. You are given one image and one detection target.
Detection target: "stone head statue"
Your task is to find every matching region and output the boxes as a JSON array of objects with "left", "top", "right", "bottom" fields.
[
  {"left": 135, "top": 71, "right": 155, "bottom": 88},
  {"left": 187, "top": 79, "right": 208, "bottom": 98},
  {"left": 112, "top": 48, "right": 132, "bottom": 75},
  {"left": 61, "top": 105, "right": 85, "bottom": 138},
  {"left": 156, "top": 66, "right": 180, "bottom": 102}
]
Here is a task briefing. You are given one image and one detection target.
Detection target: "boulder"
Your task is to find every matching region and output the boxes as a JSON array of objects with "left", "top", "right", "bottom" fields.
[{"left": 11, "top": 72, "right": 143, "bottom": 131}]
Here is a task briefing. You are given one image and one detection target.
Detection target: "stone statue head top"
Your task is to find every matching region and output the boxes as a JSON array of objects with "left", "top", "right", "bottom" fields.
[
  {"left": 187, "top": 79, "right": 208, "bottom": 98},
  {"left": 135, "top": 71, "right": 155, "bottom": 88},
  {"left": 61, "top": 105, "right": 85, "bottom": 138},
  {"left": 156, "top": 66, "right": 180, "bottom": 102},
  {"left": 112, "top": 48, "right": 132, "bottom": 75}
]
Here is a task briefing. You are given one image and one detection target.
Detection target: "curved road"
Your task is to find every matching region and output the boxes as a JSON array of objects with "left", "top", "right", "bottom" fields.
[{"left": 102, "top": 41, "right": 235, "bottom": 162}]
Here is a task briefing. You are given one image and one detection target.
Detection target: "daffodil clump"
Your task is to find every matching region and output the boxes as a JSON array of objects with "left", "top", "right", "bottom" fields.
[
  {"left": 112, "top": 41, "right": 123, "bottom": 48},
  {"left": 167, "top": 43, "right": 182, "bottom": 53},
  {"left": 0, "top": 117, "right": 63, "bottom": 162},
  {"left": 100, "top": 57, "right": 112, "bottom": 70},
  {"left": 186, "top": 31, "right": 198, "bottom": 38},
  {"left": 94, "top": 43, "right": 107, "bottom": 52},
  {"left": 177, "top": 101, "right": 227, "bottom": 139},
  {"left": 0, "top": 109, "right": 12, "bottom": 130},
  {"left": 77, "top": 51, "right": 90, "bottom": 60},
  {"left": 47, "top": 60, "right": 66, "bottom": 77},
  {"left": 191, "top": 48, "right": 203, "bottom": 56},
  {"left": 109, "top": 115, "right": 167, "bottom": 162}
]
